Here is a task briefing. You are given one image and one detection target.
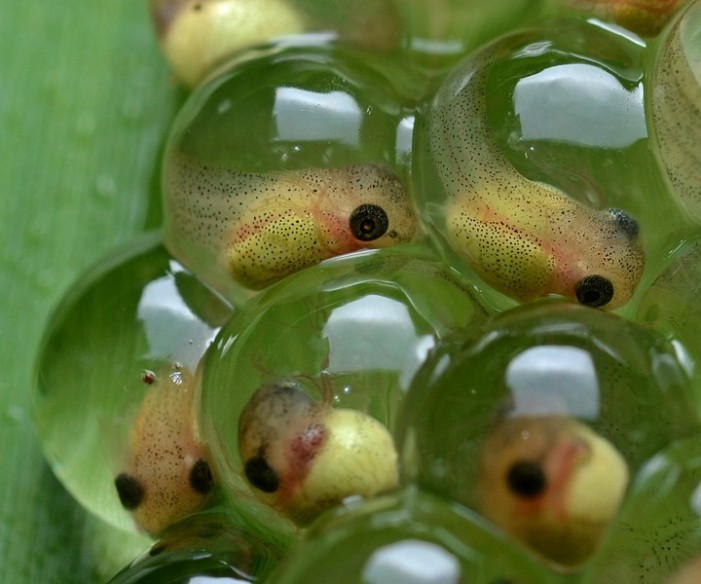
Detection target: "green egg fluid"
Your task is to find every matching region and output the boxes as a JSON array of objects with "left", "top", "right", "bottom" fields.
[
  {"left": 636, "top": 237, "right": 701, "bottom": 391},
  {"left": 161, "top": 40, "right": 426, "bottom": 301},
  {"left": 198, "top": 246, "right": 492, "bottom": 537},
  {"left": 395, "top": 301, "right": 701, "bottom": 568},
  {"left": 584, "top": 434, "right": 701, "bottom": 583},
  {"left": 395, "top": 0, "right": 557, "bottom": 72},
  {"left": 269, "top": 487, "right": 565, "bottom": 584},
  {"left": 107, "top": 507, "right": 286, "bottom": 583},
  {"left": 413, "top": 16, "right": 698, "bottom": 312},
  {"left": 33, "top": 233, "right": 233, "bottom": 532}
]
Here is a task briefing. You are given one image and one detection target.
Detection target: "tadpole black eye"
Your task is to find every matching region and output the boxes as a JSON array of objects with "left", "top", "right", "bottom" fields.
[
  {"left": 245, "top": 456, "right": 279, "bottom": 493},
  {"left": 506, "top": 460, "right": 547, "bottom": 499},
  {"left": 349, "top": 204, "right": 389, "bottom": 242},
  {"left": 607, "top": 208, "right": 639, "bottom": 239},
  {"left": 575, "top": 275, "right": 614, "bottom": 308},
  {"left": 189, "top": 458, "right": 214, "bottom": 494},
  {"left": 115, "top": 473, "right": 145, "bottom": 509}
]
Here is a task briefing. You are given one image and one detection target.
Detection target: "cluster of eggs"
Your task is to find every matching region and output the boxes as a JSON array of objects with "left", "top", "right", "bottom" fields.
[{"left": 32, "top": 0, "right": 701, "bottom": 582}]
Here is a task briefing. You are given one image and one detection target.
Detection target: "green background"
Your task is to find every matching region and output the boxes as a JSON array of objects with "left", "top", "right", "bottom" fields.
[{"left": 0, "top": 3, "right": 183, "bottom": 581}]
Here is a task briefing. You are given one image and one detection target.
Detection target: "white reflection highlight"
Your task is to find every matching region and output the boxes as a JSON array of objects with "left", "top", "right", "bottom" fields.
[
  {"left": 137, "top": 273, "right": 219, "bottom": 370},
  {"left": 514, "top": 63, "right": 646, "bottom": 148},
  {"left": 273, "top": 87, "right": 361, "bottom": 147},
  {"left": 506, "top": 345, "right": 599, "bottom": 419},
  {"left": 323, "top": 295, "right": 418, "bottom": 374}
]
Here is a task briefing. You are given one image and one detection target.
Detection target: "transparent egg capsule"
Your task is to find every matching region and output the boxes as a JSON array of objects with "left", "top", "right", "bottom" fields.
[
  {"left": 161, "top": 43, "right": 422, "bottom": 301},
  {"left": 269, "top": 487, "right": 564, "bottom": 584},
  {"left": 198, "top": 246, "right": 491, "bottom": 534},
  {"left": 33, "top": 234, "right": 233, "bottom": 533},
  {"left": 107, "top": 507, "right": 287, "bottom": 583},
  {"left": 413, "top": 19, "right": 685, "bottom": 310},
  {"left": 149, "top": 0, "right": 403, "bottom": 87},
  {"left": 583, "top": 433, "right": 701, "bottom": 583},
  {"left": 394, "top": 0, "right": 556, "bottom": 69},
  {"left": 648, "top": 0, "right": 701, "bottom": 227},
  {"left": 395, "top": 301, "right": 701, "bottom": 568},
  {"left": 636, "top": 237, "right": 701, "bottom": 369}
]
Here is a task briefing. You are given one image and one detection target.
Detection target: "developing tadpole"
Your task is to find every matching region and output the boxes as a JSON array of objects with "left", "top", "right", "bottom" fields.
[
  {"left": 114, "top": 364, "right": 215, "bottom": 536},
  {"left": 238, "top": 379, "right": 399, "bottom": 525}
]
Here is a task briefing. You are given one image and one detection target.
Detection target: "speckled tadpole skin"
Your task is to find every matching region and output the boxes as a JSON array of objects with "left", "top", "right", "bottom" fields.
[
  {"left": 651, "top": 0, "right": 701, "bottom": 224},
  {"left": 114, "top": 366, "right": 214, "bottom": 536},
  {"left": 429, "top": 42, "right": 645, "bottom": 309},
  {"left": 164, "top": 155, "right": 416, "bottom": 289}
]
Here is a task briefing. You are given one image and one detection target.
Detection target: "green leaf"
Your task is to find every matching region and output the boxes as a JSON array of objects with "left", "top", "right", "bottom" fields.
[{"left": 0, "top": 3, "right": 185, "bottom": 581}]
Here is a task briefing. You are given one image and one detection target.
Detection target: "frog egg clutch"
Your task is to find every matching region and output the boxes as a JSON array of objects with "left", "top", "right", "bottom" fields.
[
  {"left": 414, "top": 21, "right": 657, "bottom": 310},
  {"left": 33, "top": 235, "right": 232, "bottom": 534},
  {"left": 32, "top": 1, "right": 701, "bottom": 582},
  {"left": 395, "top": 301, "right": 701, "bottom": 570},
  {"left": 161, "top": 43, "right": 420, "bottom": 301},
  {"left": 198, "top": 248, "right": 491, "bottom": 533}
]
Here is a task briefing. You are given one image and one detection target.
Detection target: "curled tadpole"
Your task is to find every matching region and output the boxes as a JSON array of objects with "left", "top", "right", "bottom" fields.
[
  {"left": 476, "top": 415, "right": 628, "bottom": 567},
  {"left": 164, "top": 155, "right": 416, "bottom": 289},
  {"left": 430, "top": 40, "right": 645, "bottom": 309},
  {"left": 238, "top": 379, "right": 399, "bottom": 525},
  {"left": 114, "top": 364, "right": 215, "bottom": 536}
]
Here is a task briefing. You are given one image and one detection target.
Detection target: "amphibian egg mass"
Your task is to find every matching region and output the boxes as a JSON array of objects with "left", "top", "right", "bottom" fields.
[
  {"left": 161, "top": 43, "right": 421, "bottom": 300},
  {"left": 419, "top": 32, "right": 646, "bottom": 309},
  {"left": 31, "top": 0, "right": 701, "bottom": 581}
]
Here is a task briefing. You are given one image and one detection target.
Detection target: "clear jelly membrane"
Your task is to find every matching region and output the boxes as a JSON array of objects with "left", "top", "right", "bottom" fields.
[
  {"left": 33, "top": 233, "right": 232, "bottom": 532},
  {"left": 636, "top": 236, "right": 701, "bottom": 377},
  {"left": 107, "top": 507, "right": 287, "bottom": 583},
  {"left": 33, "top": 0, "right": 701, "bottom": 581},
  {"left": 581, "top": 432, "right": 701, "bottom": 583},
  {"left": 413, "top": 17, "right": 697, "bottom": 311},
  {"left": 198, "top": 245, "right": 492, "bottom": 535},
  {"left": 160, "top": 42, "right": 425, "bottom": 299},
  {"left": 395, "top": 300, "right": 701, "bottom": 567},
  {"left": 269, "top": 486, "right": 565, "bottom": 584}
]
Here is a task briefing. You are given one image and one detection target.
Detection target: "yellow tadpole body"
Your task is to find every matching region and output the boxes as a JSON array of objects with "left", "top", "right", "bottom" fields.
[
  {"left": 150, "top": 0, "right": 306, "bottom": 87},
  {"left": 149, "top": 0, "right": 402, "bottom": 87},
  {"left": 114, "top": 366, "right": 214, "bottom": 536},
  {"left": 431, "top": 44, "right": 645, "bottom": 309},
  {"left": 238, "top": 380, "right": 399, "bottom": 525},
  {"left": 164, "top": 155, "right": 416, "bottom": 289},
  {"left": 651, "top": 0, "right": 701, "bottom": 223},
  {"left": 560, "top": 0, "right": 686, "bottom": 36},
  {"left": 476, "top": 415, "right": 628, "bottom": 567}
]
